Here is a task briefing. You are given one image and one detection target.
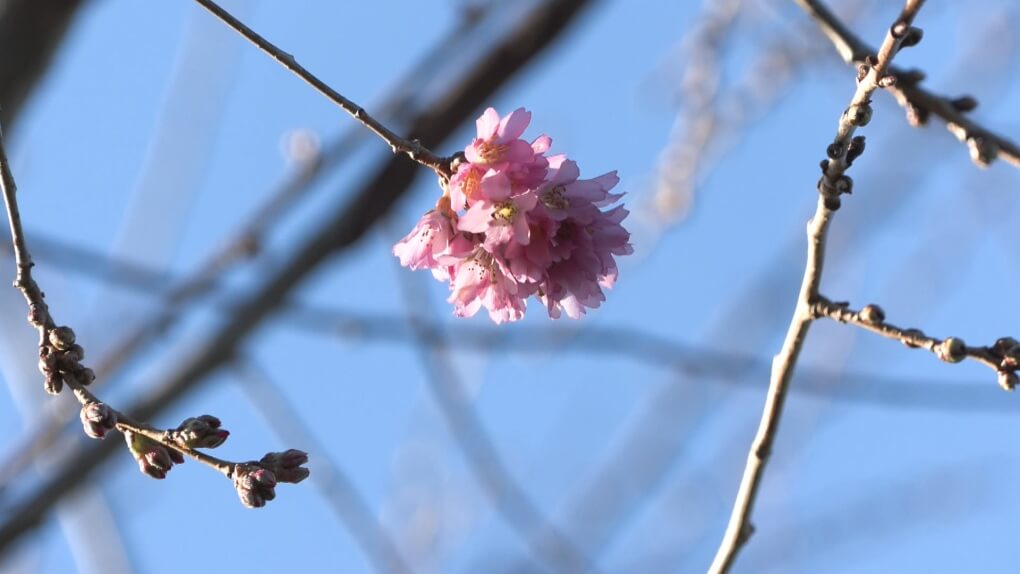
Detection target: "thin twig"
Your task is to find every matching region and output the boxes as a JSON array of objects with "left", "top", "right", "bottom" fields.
[
  {"left": 812, "top": 298, "right": 1018, "bottom": 389},
  {"left": 392, "top": 244, "right": 599, "bottom": 573},
  {"left": 0, "top": 5, "right": 495, "bottom": 493},
  {"left": 193, "top": 0, "right": 453, "bottom": 177},
  {"left": 708, "top": 2, "right": 926, "bottom": 571},
  {"left": 797, "top": 0, "right": 1020, "bottom": 168},
  {"left": 0, "top": 0, "right": 595, "bottom": 554},
  {"left": 0, "top": 126, "right": 249, "bottom": 482},
  {"left": 234, "top": 360, "right": 412, "bottom": 574}
]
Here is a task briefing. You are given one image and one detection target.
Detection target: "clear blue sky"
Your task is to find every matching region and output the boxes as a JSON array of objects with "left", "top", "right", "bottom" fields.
[{"left": 1, "top": 0, "right": 1020, "bottom": 572}]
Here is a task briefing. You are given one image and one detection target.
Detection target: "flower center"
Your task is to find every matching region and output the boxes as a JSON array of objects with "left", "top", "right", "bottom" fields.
[
  {"left": 493, "top": 201, "right": 517, "bottom": 223},
  {"left": 541, "top": 185, "right": 568, "bottom": 210},
  {"left": 477, "top": 141, "right": 508, "bottom": 163}
]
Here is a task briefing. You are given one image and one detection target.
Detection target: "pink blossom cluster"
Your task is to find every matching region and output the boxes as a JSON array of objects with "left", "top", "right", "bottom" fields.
[{"left": 393, "top": 107, "right": 632, "bottom": 323}]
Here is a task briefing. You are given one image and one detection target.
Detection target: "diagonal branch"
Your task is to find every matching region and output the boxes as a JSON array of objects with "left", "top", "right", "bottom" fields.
[
  {"left": 234, "top": 360, "right": 412, "bottom": 574},
  {"left": 0, "top": 0, "right": 597, "bottom": 556},
  {"left": 708, "top": 2, "right": 927, "bottom": 572},
  {"left": 193, "top": 0, "right": 452, "bottom": 176},
  {"left": 796, "top": 0, "right": 1020, "bottom": 168}
]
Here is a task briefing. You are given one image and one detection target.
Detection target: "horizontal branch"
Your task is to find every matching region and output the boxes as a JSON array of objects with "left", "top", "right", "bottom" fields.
[{"left": 812, "top": 298, "right": 1019, "bottom": 391}]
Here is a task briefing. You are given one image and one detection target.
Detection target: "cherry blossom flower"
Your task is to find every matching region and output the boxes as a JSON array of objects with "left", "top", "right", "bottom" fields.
[{"left": 394, "top": 107, "right": 631, "bottom": 323}]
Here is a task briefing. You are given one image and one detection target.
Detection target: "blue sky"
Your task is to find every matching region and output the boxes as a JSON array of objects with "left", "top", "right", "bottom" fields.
[{"left": 1, "top": 0, "right": 1020, "bottom": 572}]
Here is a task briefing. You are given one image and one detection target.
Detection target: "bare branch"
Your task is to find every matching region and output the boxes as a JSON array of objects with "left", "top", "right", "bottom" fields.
[
  {"left": 234, "top": 361, "right": 412, "bottom": 574},
  {"left": 813, "top": 298, "right": 1020, "bottom": 390},
  {"left": 193, "top": 0, "right": 453, "bottom": 177},
  {"left": 0, "top": 0, "right": 596, "bottom": 555},
  {"left": 709, "top": 2, "right": 927, "bottom": 571},
  {"left": 797, "top": 0, "right": 1020, "bottom": 168}
]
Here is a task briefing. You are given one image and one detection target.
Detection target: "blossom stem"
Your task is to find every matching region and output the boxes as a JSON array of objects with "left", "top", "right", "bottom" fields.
[{"left": 192, "top": 0, "right": 454, "bottom": 177}]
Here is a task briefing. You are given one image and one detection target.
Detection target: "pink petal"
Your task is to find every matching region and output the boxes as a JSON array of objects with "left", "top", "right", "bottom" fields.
[
  {"left": 476, "top": 108, "right": 500, "bottom": 139},
  {"left": 458, "top": 203, "right": 492, "bottom": 233},
  {"left": 498, "top": 108, "right": 531, "bottom": 141}
]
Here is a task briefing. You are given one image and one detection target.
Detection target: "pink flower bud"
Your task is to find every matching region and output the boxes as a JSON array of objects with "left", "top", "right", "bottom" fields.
[
  {"left": 174, "top": 415, "right": 230, "bottom": 449},
  {"left": 259, "top": 449, "right": 310, "bottom": 484},
  {"left": 233, "top": 465, "right": 278, "bottom": 508},
  {"left": 124, "top": 431, "right": 182, "bottom": 480},
  {"left": 80, "top": 402, "right": 117, "bottom": 439}
]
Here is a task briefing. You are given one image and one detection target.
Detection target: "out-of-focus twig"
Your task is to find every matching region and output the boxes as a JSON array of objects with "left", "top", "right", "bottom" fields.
[
  {"left": 0, "top": 0, "right": 597, "bottom": 555},
  {"left": 193, "top": 0, "right": 453, "bottom": 176},
  {"left": 234, "top": 360, "right": 412, "bottom": 574},
  {"left": 0, "top": 0, "right": 88, "bottom": 130},
  {"left": 0, "top": 2, "right": 494, "bottom": 497},
  {"left": 392, "top": 236, "right": 598, "bottom": 573}
]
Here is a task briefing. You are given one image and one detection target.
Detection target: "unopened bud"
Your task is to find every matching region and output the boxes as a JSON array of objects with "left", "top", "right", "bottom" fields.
[
  {"left": 44, "top": 373, "right": 63, "bottom": 395},
  {"left": 233, "top": 465, "right": 277, "bottom": 508},
  {"left": 967, "top": 136, "right": 998, "bottom": 168},
  {"left": 80, "top": 402, "right": 117, "bottom": 439},
  {"left": 125, "top": 431, "right": 181, "bottom": 480},
  {"left": 175, "top": 415, "right": 230, "bottom": 449},
  {"left": 845, "top": 103, "right": 873, "bottom": 127},
  {"left": 998, "top": 371, "right": 1018, "bottom": 392},
  {"left": 259, "top": 449, "right": 310, "bottom": 484},
  {"left": 860, "top": 304, "right": 885, "bottom": 324},
  {"left": 846, "top": 136, "right": 866, "bottom": 165},
  {"left": 993, "top": 337, "right": 1019, "bottom": 354},
  {"left": 48, "top": 326, "right": 76, "bottom": 350},
  {"left": 1000, "top": 345, "right": 1020, "bottom": 370},
  {"left": 950, "top": 96, "right": 978, "bottom": 112},
  {"left": 901, "top": 27, "right": 923, "bottom": 47},
  {"left": 936, "top": 337, "right": 967, "bottom": 363}
]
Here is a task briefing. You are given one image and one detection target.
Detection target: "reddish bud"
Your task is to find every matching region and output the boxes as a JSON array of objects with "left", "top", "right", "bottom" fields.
[
  {"left": 233, "top": 465, "right": 278, "bottom": 508},
  {"left": 125, "top": 431, "right": 181, "bottom": 480},
  {"left": 175, "top": 415, "right": 230, "bottom": 449},
  {"left": 80, "top": 402, "right": 117, "bottom": 439},
  {"left": 259, "top": 449, "right": 310, "bottom": 484}
]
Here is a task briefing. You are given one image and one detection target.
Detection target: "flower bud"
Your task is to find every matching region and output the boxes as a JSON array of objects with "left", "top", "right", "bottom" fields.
[
  {"left": 845, "top": 103, "right": 873, "bottom": 127},
  {"left": 259, "top": 449, "right": 310, "bottom": 484},
  {"left": 80, "top": 402, "right": 117, "bottom": 439},
  {"left": 175, "top": 415, "right": 229, "bottom": 449},
  {"left": 950, "top": 96, "right": 978, "bottom": 112},
  {"left": 992, "top": 337, "right": 1019, "bottom": 356},
  {"left": 967, "top": 136, "right": 998, "bottom": 168},
  {"left": 998, "top": 371, "right": 1018, "bottom": 392},
  {"left": 859, "top": 304, "right": 885, "bottom": 325},
  {"left": 233, "top": 465, "right": 278, "bottom": 508},
  {"left": 1000, "top": 345, "right": 1020, "bottom": 371},
  {"left": 48, "top": 326, "right": 76, "bottom": 351},
  {"left": 125, "top": 431, "right": 181, "bottom": 479},
  {"left": 44, "top": 373, "right": 63, "bottom": 395},
  {"left": 936, "top": 337, "right": 966, "bottom": 363}
]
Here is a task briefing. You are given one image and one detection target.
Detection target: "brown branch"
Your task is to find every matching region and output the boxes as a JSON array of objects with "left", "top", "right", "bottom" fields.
[
  {"left": 233, "top": 361, "right": 412, "bottom": 574},
  {"left": 0, "top": 4, "right": 495, "bottom": 494},
  {"left": 0, "top": 124, "right": 299, "bottom": 506},
  {"left": 393, "top": 242, "right": 598, "bottom": 573},
  {"left": 812, "top": 298, "right": 1019, "bottom": 390},
  {"left": 708, "top": 2, "right": 927, "bottom": 572},
  {"left": 193, "top": 0, "right": 453, "bottom": 177},
  {"left": 0, "top": 0, "right": 596, "bottom": 555},
  {"left": 796, "top": 0, "right": 1020, "bottom": 168}
]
